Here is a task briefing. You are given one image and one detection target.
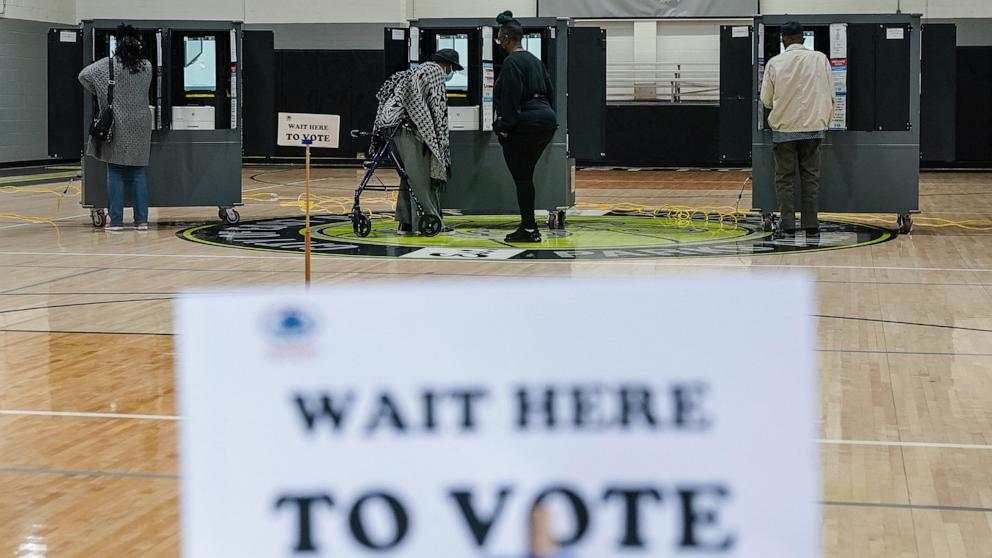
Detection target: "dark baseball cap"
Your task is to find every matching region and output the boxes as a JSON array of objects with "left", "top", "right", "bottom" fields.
[
  {"left": 432, "top": 48, "right": 464, "bottom": 72},
  {"left": 782, "top": 21, "right": 804, "bottom": 38}
]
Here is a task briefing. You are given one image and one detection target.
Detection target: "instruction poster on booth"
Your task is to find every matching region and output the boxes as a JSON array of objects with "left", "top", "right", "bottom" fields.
[{"left": 176, "top": 277, "right": 818, "bottom": 558}]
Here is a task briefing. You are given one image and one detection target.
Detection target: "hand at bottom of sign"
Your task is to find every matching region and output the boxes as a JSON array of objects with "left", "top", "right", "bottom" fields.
[{"left": 530, "top": 505, "right": 558, "bottom": 557}]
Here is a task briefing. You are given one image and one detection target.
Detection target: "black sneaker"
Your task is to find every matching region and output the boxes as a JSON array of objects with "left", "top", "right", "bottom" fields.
[
  {"left": 773, "top": 229, "right": 796, "bottom": 240},
  {"left": 505, "top": 227, "right": 542, "bottom": 243},
  {"left": 397, "top": 223, "right": 413, "bottom": 236},
  {"left": 805, "top": 228, "right": 820, "bottom": 237}
]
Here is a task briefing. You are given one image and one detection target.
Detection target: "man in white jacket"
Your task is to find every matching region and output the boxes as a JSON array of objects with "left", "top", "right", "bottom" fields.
[{"left": 761, "top": 21, "right": 835, "bottom": 238}]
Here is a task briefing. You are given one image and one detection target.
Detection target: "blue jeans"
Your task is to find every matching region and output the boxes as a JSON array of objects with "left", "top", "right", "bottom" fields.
[{"left": 107, "top": 164, "right": 149, "bottom": 226}]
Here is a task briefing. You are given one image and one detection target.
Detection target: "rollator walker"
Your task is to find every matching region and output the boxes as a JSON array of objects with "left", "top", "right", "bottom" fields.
[{"left": 349, "top": 126, "right": 443, "bottom": 238}]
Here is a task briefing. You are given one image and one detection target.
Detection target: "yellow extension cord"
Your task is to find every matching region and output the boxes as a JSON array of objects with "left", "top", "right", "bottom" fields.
[{"left": 0, "top": 183, "right": 82, "bottom": 241}]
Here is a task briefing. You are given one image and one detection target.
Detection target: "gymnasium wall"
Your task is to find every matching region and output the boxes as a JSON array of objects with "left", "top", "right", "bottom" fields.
[
  {"left": 0, "top": 0, "right": 75, "bottom": 24},
  {"left": 0, "top": 18, "right": 52, "bottom": 164}
]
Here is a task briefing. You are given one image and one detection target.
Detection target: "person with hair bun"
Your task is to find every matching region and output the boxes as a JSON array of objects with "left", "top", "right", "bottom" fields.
[
  {"left": 79, "top": 24, "right": 153, "bottom": 232},
  {"left": 494, "top": 10, "right": 558, "bottom": 243}
]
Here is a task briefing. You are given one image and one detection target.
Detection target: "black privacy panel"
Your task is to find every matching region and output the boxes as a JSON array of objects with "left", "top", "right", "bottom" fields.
[
  {"left": 875, "top": 24, "right": 913, "bottom": 131},
  {"left": 48, "top": 28, "right": 84, "bottom": 159}
]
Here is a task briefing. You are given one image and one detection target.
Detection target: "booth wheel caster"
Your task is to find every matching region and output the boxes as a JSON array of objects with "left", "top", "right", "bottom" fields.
[
  {"left": 761, "top": 213, "right": 774, "bottom": 233},
  {"left": 91, "top": 208, "right": 107, "bottom": 228},
  {"left": 419, "top": 215, "right": 442, "bottom": 237},
  {"left": 548, "top": 210, "right": 567, "bottom": 230},
  {"left": 219, "top": 208, "right": 241, "bottom": 225},
  {"left": 897, "top": 213, "right": 913, "bottom": 235},
  {"left": 353, "top": 213, "right": 372, "bottom": 238}
]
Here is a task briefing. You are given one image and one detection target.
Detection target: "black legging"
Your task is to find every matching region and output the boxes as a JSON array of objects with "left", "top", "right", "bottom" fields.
[{"left": 499, "top": 126, "right": 556, "bottom": 229}]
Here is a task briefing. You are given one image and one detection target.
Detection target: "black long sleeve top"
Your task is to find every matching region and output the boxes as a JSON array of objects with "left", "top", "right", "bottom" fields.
[{"left": 493, "top": 51, "right": 558, "bottom": 134}]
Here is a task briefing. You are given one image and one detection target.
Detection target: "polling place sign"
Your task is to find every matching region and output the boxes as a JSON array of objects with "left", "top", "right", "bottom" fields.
[
  {"left": 277, "top": 112, "right": 340, "bottom": 149},
  {"left": 176, "top": 277, "right": 818, "bottom": 557}
]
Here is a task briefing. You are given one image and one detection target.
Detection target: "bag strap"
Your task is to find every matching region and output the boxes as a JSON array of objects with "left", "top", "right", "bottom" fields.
[{"left": 107, "top": 55, "right": 115, "bottom": 108}]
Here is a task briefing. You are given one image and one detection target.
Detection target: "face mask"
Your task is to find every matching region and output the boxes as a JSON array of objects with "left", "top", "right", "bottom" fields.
[{"left": 445, "top": 71, "right": 455, "bottom": 82}]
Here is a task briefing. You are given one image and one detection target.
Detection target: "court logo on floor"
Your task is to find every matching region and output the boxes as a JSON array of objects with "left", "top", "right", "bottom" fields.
[{"left": 179, "top": 214, "right": 893, "bottom": 261}]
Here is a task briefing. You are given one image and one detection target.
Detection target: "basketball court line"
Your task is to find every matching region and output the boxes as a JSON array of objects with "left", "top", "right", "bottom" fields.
[
  {"left": 1, "top": 410, "right": 989, "bottom": 452},
  {"left": 0, "top": 213, "right": 91, "bottom": 231},
  {"left": 0, "top": 410, "right": 180, "bottom": 421},
  {"left": 0, "top": 466, "right": 178, "bottom": 481},
  {"left": 819, "top": 439, "right": 992, "bottom": 451},
  {"left": 821, "top": 501, "right": 992, "bottom": 514},
  {"left": 4, "top": 249, "right": 992, "bottom": 274}
]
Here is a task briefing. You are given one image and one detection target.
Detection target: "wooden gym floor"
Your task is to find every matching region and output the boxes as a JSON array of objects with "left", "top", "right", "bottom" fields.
[{"left": 1, "top": 167, "right": 991, "bottom": 556}]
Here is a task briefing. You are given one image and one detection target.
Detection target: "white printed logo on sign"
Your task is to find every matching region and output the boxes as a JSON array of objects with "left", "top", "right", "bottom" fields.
[
  {"left": 177, "top": 277, "right": 818, "bottom": 558},
  {"left": 260, "top": 305, "right": 321, "bottom": 359}
]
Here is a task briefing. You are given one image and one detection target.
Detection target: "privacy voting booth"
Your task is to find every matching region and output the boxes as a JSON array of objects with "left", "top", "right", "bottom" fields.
[
  {"left": 48, "top": 20, "right": 244, "bottom": 226},
  {"left": 751, "top": 14, "right": 922, "bottom": 234},
  {"left": 383, "top": 18, "right": 606, "bottom": 229}
]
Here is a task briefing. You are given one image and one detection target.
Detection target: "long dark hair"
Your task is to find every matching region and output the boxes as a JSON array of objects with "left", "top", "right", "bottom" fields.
[
  {"left": 114, "top": 24, "right": 146, "bottom": 74},
  {"left": 497, "top": 10, "right": 523, "bottom": 43}
]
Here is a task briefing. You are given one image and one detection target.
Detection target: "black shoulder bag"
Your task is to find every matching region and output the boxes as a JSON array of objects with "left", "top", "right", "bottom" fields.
[{"left": 89, "top": 56, "right": 115, "bottom": 143}]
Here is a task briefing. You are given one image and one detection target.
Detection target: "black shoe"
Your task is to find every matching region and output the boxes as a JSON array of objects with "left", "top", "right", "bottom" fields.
[
  {"left": 505, "top": 227, "right": 542, "bottom": 243},
  {"left": 773, "top": 229, "right": 795, "bottom": 240},
  {"left": 397, "top": 223, "right": 413, "bottom": 236},
  {"left": 805, "top": 228, "right": 820, "bottom": 237}
]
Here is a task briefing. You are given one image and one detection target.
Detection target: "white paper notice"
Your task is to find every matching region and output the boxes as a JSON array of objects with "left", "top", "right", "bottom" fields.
[
  {"left": 887, "top": 27, "right": 905, "bottom": 40},
  {"left": 732, "top": 26, "right": 749, "bottom": 39},
  {"left": 392, "top": 29, "right": 405, "bottom": 41},
  {"left": 830, "top": 95, "right": 848, "bottom": 130},
  {"left": 59, "top": 31, "right": 77, "bottom": 43},
  {"left": 408, "top": 27, "right": 420, "bottom": 62},
  {"left": 829, "top": 23, "right": 848, "bottom": 59},
  {"left": 482, "top": 26, "right": 494, "bottom": 61},
  {"left": 831, "top": 62, "right": 848, "bottom": 94},
  {"left": 176, "top": 276, "right": 819, "bottom": 558}
]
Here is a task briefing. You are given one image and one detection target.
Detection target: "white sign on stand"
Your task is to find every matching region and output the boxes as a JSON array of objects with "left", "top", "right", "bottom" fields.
[
  {"left": 177, "top": 276, "right": 819, "bottom": 558},
  {"left": 277, "top": 112, "right": 341, "bottom": 149}
]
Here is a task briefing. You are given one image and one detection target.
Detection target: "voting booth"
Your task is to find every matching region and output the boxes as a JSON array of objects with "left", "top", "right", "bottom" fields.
[
  {"left": 383, "top": 19, "right": 606, "bottom": 228},
  {"left": 751, "top": 14, "right": 922, "bottom": 233},
  {"left": 48, "top": 20, "right": 244, "bottom": 226}
]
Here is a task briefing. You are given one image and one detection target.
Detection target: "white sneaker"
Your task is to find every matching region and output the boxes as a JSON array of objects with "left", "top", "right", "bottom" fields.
[
  {"left": 106, "top": 225, "right": 124, "bottom": 232},
  {"left": 135, "top": 223, "right": 149, "bottom": 231}
]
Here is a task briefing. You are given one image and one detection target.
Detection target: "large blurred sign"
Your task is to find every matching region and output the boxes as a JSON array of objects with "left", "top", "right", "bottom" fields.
[
  {"left": 539, "top": 0, "right": 758, "bottom": 18},
  {"left": 176, "top": 277, "right": 818, "bottom": 557}
]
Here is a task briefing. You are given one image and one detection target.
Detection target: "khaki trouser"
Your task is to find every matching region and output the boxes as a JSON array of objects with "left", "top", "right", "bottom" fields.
[
  {"left": 773, "top": 139, "right": 822, "bottom": 232},
  {"left": 393, "top": 127, "right": 443, "bottom": 232}
]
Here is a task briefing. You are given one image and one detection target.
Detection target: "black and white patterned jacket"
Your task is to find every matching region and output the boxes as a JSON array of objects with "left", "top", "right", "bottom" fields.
[{"left": 373, "top": 62, "right": 451, "bottom": 181}]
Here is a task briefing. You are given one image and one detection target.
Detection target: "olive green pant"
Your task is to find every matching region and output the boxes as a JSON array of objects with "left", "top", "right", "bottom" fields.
[
  {"left": 393, "top": 127, "right": 443, "bottom": 232},
  {"left": 773, "top": 139, "right": 822, "bottom": 232}
]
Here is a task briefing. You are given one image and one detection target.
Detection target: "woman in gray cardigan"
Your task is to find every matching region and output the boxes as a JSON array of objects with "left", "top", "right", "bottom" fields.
[{"left": 78, "top": 25, "right": 153, "bottom": 231}]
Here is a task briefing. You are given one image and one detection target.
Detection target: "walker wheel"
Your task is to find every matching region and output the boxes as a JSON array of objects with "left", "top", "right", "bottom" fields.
[
  {"left": 91, "top": 209, "right": 107, "bottom": 228},
  {"left": 220, "top": 208, "right": 240, "bottom": 225},
  {"left": 353, "top": 213, "right": 372, "bottom": 237},
  {"left": 762, "top": 214, "right": 774, "bottom": 233},
  {"left": 419, "top": 215, "right": 442, "bottom": 237},
  {"left": 548, "top": 212, "right": 559, "bottom": 230},
  {"left": 557, "top": 210, "right": 567, "bottom": 230}
]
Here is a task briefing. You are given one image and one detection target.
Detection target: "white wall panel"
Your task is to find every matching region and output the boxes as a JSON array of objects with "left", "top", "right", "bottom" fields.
[{"left": 0, "top": 0, "right": 75, "bottom": 24}]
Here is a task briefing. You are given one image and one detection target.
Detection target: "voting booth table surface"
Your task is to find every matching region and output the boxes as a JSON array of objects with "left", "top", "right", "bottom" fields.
[
  {"left": 176, "top": 276, "right": 819, "bottom": 558},
  {"left": 48, "top": 20, "right": 245, "bottom": 227},
  {"left": 751, "top": 14, "right": 922, "bottom": 234}
]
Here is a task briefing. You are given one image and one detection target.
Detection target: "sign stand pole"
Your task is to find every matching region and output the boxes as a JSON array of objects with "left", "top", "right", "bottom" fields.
[{"left": 303, "top": 140, "right": 313, "bottom": 288}]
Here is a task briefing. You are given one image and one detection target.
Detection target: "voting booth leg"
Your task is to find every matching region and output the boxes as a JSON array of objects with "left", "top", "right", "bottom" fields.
[{"left": 305, "top": 145, "right": 312, "bottom": 287}]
